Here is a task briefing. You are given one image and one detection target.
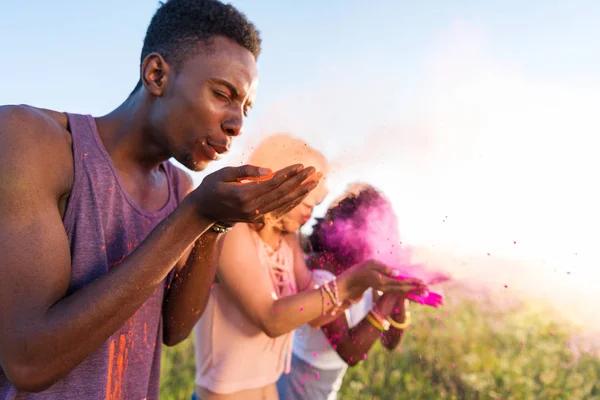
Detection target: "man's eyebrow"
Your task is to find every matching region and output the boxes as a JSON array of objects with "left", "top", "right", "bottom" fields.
[{"left": 209, "top": 78, "right": 242, "bottom": 99}]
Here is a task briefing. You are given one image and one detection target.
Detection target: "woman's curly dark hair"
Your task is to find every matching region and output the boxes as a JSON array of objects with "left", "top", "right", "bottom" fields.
[{"left": 308, "top": 184, "right": 400, "bottom": 270}]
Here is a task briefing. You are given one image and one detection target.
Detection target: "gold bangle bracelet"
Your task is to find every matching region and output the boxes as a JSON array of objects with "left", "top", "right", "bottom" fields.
[{"left": 388, "top": 311, "right": 411, "bottom": 330}]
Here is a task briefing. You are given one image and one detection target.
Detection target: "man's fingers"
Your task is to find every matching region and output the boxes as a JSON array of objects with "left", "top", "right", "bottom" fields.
[
  {"left": 259, "top": 180, "right": 318, "bottom": 215},
  {"left": 266, "top": 189, "right": 310, "bottom": 217},
  {"left": 230, "top": 165, "right": 318, "bottom": 222},
  {"left": 255, "top": 167, "right": 317, "bottom": 208},
  {"left": 218, "top": 165, "right": 274, "bottom": 182},
  {"left": 304, "top": 171, "right": 323, "bottom": 184},
  {"left": 249, "top": 164, "right": 304, "bottom": 188}
]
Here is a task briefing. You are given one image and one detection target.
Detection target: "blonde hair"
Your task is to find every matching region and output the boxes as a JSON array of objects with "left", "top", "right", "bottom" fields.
[
  {"left": 246, "top": 133, "right": 328, "bottom": 231},
  {"left": 247, "top": 133, "right": 327, "bottom": 173}
]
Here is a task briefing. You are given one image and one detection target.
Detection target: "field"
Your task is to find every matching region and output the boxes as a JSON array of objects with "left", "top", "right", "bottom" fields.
[{"left": 159, "top": 286, "right": 600, "bottom": 400}]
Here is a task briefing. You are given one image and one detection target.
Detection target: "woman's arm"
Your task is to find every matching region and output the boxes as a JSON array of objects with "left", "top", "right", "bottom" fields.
[
  {"left": 216, "top": 224, "right": 425, "bottom": 338},
  {"left": 381, "top": 296, "right": 409, "bottom": 350},
  {"left": 216, "top": 224, "right": 345, "bottom": 338},
  {"left": 320, "top": 293, "right": 397, "bottom": 366},
  {"left": 288, "top": 236, "right": 353, "bottom": 328}
]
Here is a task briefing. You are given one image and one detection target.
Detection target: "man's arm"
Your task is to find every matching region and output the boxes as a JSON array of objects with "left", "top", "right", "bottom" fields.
[
  {"left": 0, "top": 106, "right": 211, "bottom": 392},
  {"left": 162, "top": 171, "right": 221, "bottom": 346}
]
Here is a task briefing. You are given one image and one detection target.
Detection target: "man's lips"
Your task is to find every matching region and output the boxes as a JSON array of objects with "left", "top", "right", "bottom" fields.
[
  {"left": 200, "top": 140, "right": 218, "bottom": 160},
  {"left": 199, "top": 139, "right": 230, "bottom": 161},
  {"left": 206, "top": 139, "right": 229, "bottom": 155}
]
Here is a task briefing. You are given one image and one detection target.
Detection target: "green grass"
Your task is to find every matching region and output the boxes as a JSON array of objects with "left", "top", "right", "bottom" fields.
[{"left": 160, "top": 291, "right": 600, "bottom": 400}]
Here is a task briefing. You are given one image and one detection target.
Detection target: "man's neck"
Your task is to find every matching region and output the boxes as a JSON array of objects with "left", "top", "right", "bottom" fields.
[{"left": 95, "top": 93, "right": 168, "bottom": 175}]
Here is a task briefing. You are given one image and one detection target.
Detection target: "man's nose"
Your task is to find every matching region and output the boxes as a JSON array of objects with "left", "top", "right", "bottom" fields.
[{"left": 222, "top": 109, "right": 243, "bottom": 137}]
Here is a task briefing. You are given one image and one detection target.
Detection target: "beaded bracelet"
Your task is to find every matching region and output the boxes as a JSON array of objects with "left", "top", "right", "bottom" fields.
[
  {"left": 318, "top": 285, "right": 327, "bottom": 317},
  {"left": 322, "top": 278, "right": 343, "bottom": 316},
  {"left": 372, "top": 307, "right": 391, "bottom": 331},
  {"left": 366, "top": 311, "right": 390, "bottom": 331},
  {"left": 365, "top": 312, "right": 384, "bottom": 331}
]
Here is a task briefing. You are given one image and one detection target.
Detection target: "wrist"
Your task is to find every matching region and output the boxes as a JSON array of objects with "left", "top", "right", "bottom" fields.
[
  {"left": 390, "top": 310, "right": 406, "bottom": 323},
  {"left": 388, "top": 311, "right": 411, "bottom": 330},
  {"left": 337, "top": 273, "right": 362, "bottom": 301},
  {"left": 388, "top": 299, "right": 411, "bottom": 329},
  {"left": 180, "top": 196, "right": 236, "bottom": 234},
  {"left": 376, "top": 294, "right": 396, "bottom": 316},
  {"left": 178, "top": 199, "right": 216, "bottom": 233},
  {"left": 181, "top": 194, "right": 215, "bottom": 223},
  {"left": 392, "top": 298, "right": 409, "bottom": 320}
]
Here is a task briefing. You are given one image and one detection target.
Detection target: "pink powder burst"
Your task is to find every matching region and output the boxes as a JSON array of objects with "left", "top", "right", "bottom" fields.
[{"left": 314, "top": 186, "right": 451, "bottom": 308}]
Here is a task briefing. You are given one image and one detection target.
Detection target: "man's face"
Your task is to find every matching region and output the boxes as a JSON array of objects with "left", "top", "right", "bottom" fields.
[{"left": 154, "top": 36, "right": 259, "bottom": 171}]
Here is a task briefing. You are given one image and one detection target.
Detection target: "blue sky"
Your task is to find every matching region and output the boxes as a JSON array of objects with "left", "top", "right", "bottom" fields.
[
  {"left": 3, "top": 1, "right": 598, "bottom": 113},
  {"left": 2, "top": 0, "right": 599, "bottom": 265}
]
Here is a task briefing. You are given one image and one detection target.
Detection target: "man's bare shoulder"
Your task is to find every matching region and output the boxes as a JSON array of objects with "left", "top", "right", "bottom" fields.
[
  {"left": 0, "top": 104, "right": 74, "bottom": 196},
  {"left": 0, "top": 104, "right": 69, "bottom": 140}
]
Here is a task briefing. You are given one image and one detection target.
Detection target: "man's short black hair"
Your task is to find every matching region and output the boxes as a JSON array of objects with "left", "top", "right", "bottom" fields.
[{"left": 133, "top": 0, "right": 261, "bottom": 92}]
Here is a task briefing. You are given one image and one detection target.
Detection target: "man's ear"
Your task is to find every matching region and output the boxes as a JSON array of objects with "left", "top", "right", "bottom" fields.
[{"left": 141, "top": 52, "right": 170, "bottom": 96}]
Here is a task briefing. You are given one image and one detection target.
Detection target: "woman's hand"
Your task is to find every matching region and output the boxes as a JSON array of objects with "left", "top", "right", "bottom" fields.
[{"left": 337, "top": 259, "right": 428, "bottom": 300}]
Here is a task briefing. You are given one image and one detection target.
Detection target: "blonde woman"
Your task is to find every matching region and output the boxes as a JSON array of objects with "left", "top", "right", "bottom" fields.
[{"left": 192, "top": 134, "right": 427, "bottom": 400}]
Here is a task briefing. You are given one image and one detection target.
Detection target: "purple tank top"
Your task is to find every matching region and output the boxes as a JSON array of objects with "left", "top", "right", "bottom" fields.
[{"left": 0, "top": 113, "right": 184, "bottom": 399}]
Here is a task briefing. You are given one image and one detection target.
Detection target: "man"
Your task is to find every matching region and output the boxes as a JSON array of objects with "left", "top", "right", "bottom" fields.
[{"left": 0, "top": 1, "right": 319, "bottom": 399}]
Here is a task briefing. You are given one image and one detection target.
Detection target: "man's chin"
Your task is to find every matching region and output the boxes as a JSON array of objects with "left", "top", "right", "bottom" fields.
[
  {"left": 178, "top": 155, "right": 215, "bottom": 172},
  {"left": 191, "top": 160, "right": 210, "bottom": 172},
  {"left": 177, "top": 148, "right": 228, "bottom": 172}
]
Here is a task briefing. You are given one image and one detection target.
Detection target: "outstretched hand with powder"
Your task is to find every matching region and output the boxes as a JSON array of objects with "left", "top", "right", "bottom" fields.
[
  {"left": 189, "top": 163, "right": 319, "bottom": 225},
  {"left": 391, "top": 268, "right": 447, "bottom": 308},
  {"left": 338, "top": 259, "right": 429, "bottom": 301}
]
